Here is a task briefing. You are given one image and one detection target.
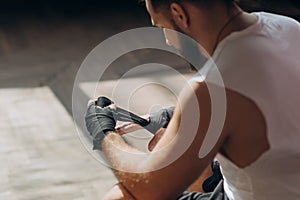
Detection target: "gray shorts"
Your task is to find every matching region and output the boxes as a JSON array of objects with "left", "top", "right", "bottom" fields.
[{"left": 177, "top": 181, "right": 228, "bottom": 200}]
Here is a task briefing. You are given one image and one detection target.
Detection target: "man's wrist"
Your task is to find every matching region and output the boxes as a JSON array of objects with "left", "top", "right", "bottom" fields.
[
  {"left": 92, "top": 131, "right": 115, "bottom": 150},
  {"left": 105, "top": 131, "right": 116, "bottom": 136},
  {"left": 101, "top": 131, "right": 126, "bottom": 149}
]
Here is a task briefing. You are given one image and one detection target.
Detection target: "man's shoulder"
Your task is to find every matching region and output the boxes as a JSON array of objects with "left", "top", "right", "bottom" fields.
[{"left": 258, "top": 12, "right": 299, "bottom": 25}]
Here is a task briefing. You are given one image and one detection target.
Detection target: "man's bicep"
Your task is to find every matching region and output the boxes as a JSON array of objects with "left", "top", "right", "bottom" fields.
[{"left": 153, "top": 81, "right": 216, "bottom": 154}]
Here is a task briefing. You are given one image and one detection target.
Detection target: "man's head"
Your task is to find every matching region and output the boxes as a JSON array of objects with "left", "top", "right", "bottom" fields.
[
  {"left": 145, "top": 0, "right": 237, "bottom": 27},
  {"left": 144, "top": 0, "right": 239, "bottom": 54}
]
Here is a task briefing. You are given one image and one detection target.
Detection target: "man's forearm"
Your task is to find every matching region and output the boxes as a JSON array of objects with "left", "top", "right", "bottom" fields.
[
  {"left": 102, "top": 132, "right": 154, "bottom": 199},
  {"left": 84, "top": 98, "right": 196, "bottom": 199},
  {"left": 103, "top": 132, "right": 142, "bottom": 154}
]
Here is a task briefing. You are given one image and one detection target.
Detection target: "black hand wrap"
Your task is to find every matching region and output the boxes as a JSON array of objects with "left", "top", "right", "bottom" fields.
[
  {"left": 97, "top": 96, "right": 150, "bottom": 127},
  {"left": 97, "top": 96, "right": 114, "bottom": 108},
  {"left": 144, "top": 106, "right": 175, "bottom": 134},
  {"left": 85, "top": 101, "right": 117, "bottom": 150}
]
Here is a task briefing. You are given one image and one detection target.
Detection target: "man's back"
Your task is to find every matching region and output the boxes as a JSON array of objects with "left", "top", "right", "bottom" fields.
[{"left": 195, "top": 12, "right": 300, "bottom": 199}]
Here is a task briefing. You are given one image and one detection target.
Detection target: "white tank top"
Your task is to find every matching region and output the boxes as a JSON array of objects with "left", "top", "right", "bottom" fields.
[{"left": 192, "top": 12, "right": 300, "bottom": 199}]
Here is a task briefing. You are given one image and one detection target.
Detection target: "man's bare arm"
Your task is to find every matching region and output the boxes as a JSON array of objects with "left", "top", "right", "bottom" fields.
[{"left": 101, "top": 82, "right": 229, "bottom": 200}]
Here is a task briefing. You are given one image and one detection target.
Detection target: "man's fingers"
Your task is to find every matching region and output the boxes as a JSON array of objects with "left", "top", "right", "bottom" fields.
[
  {"left": 108, "top": 104, "right": 117, "bottom": 110},
  {"left": 116, "top": 122, "right": 134, "bottom": 129},
  {"left": 97, "top": 96, "right": 114, "bottom": 107},
  {"left": 116, "top": 122, "right": 143, "bottom": 135},
  {"left": 88, "top": 98, "right": 117, "bottom": 110}
]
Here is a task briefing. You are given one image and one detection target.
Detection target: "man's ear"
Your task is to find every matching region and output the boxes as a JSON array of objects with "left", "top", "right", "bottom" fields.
[{"left": 170, "top": 2, "right": 189, "bottom": 29}]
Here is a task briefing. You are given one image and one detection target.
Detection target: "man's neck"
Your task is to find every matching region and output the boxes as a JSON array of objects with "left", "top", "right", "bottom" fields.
[
  {"left": 190, "top": 5, "right": 257, "bottom": 55},
  {"left": 214, "top": 12, "right": 258, "bottom": 51}
]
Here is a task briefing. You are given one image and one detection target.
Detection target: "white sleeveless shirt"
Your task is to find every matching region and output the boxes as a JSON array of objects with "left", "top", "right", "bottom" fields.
[{"left": 192, "top": 12, "right": 300, "bottom": 199}]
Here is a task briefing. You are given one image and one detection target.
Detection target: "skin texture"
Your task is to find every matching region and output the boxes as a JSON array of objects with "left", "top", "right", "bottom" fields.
[
  {"left": 117, "top": 122, "right": 212, "bottom": 193},
  {"left": 100, "top": 1, "right": 270, "bottom": 199}
]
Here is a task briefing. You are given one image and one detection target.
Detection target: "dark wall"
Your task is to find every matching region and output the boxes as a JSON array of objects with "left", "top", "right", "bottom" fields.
[
  {"left": 0, "top": 0, "right": 144, "bottom": 16},
  {"left": 0, "top": 0, "right": 299, "bottom": 20},
  {"left": 0, "top": 0, "right": 148, "bottom": 27},
  {"left": 239, "top": 0, "right": 300, "bottom": 20}
]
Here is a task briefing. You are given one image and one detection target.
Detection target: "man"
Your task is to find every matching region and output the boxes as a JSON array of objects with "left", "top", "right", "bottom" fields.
[{"left": 85, "top": 0, "right": 300, "bottom": 199}]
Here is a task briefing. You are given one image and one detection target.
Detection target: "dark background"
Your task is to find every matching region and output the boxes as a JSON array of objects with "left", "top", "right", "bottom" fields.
[
  {"left": 0, "top": 0, "right": 299, "bottom": 115},
  {"left": 0, "top": 0, "right": 299, "bottom": 18}
]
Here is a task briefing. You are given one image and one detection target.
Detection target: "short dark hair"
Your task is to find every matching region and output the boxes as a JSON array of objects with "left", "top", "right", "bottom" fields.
[{"left": 143, "top": 0, "right": 237, "bottom": 12}]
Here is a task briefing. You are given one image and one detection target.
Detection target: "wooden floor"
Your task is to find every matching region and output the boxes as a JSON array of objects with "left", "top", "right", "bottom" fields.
[{"left": 0, "top": 87, "right": 117, "bottom": 199}]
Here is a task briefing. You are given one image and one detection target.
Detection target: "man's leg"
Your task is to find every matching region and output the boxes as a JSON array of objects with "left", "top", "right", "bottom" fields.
[{"left": 102, "top": 181, "right": 227, "bottom": 200}]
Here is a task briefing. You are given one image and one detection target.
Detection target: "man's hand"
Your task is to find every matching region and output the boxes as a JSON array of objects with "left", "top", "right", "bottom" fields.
[
  {"left": 115, "top": 107, "right": 175, "bottom": 135},
  {"left": 144, "top": 106, "right": 175, "bottom": 134},
  {"left": 85, "top": 100, "right": 117, "bottom": 150}
]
